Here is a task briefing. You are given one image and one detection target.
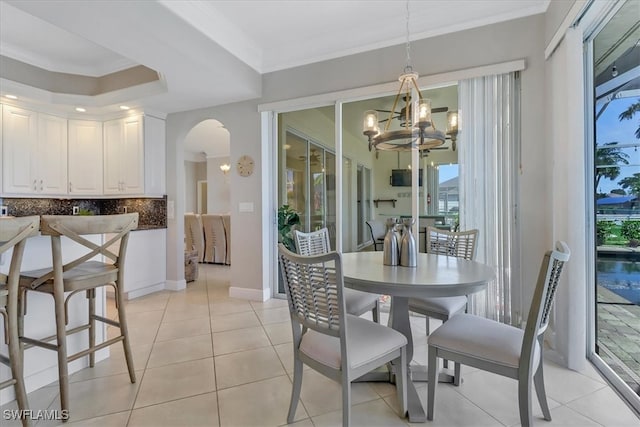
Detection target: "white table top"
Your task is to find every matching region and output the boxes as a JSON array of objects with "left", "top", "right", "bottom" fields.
[{"left": 341, "top": 251, "right": 495, "bottom": 298}]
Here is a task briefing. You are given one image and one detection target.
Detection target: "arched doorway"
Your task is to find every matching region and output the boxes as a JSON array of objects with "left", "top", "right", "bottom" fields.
[{"left": 183, "top": 119, "right": 231, "bottom": 215}]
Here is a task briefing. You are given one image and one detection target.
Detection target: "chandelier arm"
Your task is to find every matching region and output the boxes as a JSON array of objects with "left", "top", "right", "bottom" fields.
[
  {"left": 385, "top": 88, "right": 404, "bottom": 132},
  {"left": 410, "top": 76, "right": 424, "bottom": 102}
]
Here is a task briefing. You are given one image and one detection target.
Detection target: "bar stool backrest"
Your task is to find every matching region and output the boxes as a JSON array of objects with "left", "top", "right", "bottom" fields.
[{"left": 28, "top": 213, "right": 138, "bottom": 290}]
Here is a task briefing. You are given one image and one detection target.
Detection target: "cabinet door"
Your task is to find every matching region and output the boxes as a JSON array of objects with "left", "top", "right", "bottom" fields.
[
  {"left": 2, "top": 105, "right": 37, "bottom": 194},
  {"left": 37, "top": 113, "right": 67, "bottom": 194},
  {"left": 144, "top": 115, "right": 165, "bottom": 196},
  {"left": 121, "top": 115, "right": 144, "bottom": 194},
  {"left": 103, "top": 119, "right": 123, "bottom": 194},
  {"left": 68, "top": 120, "right": 103, "bottom": 195}
]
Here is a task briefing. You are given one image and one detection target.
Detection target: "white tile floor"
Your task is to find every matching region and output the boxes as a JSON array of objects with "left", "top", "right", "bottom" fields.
[{"left": 2, "top": 263, "right": 639, "bottom": 426}]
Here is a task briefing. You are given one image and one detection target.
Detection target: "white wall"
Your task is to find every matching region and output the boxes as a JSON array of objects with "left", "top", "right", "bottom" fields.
[
  {"left": 207, "top": 156, "right": 231, "bottom": 214},
  {"left": 183, "top": 160, "right": 206, "bottom": 213}
]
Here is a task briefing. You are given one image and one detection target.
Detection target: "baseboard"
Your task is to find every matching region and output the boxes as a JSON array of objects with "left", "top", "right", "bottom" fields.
[
  {"left": 165, "top": 279, "right": 187, "bottom": 291},
  {"left": 125, "top": 283, "right": 166, "bottom": 300},
  {"left": 229, "top": 286, "right": 270, "bottom": 301}
]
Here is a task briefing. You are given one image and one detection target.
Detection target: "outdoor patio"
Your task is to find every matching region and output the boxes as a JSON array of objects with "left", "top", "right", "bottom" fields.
[{"left": 597, "top": 285, "right": 640, "bottom": 393}]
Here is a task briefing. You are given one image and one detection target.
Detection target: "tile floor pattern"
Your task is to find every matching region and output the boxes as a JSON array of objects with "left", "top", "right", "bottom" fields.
[{"left": 2, "top": 264, "right": 639, "bottom": 426}]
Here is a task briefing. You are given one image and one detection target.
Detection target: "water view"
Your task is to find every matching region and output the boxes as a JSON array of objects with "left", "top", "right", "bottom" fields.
[{"left": 597, "top": 258, "right": 640, "bottom": 305}]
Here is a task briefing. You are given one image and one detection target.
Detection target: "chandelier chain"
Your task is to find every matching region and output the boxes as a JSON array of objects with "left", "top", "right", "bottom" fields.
[{"left": 405, "top": 0, "right": 412, "bottom": 73}]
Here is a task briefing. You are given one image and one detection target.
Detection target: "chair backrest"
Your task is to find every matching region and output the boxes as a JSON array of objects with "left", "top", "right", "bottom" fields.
[
  {"left": 366, "top": 220, "right": 385, "bottom": 240},
  {"left": 278, "top": 243, "right": 345, "bottom": 338},
  {"left": 426, "top": 226, "right": 478, "bottom": 260},
  {"left": 29, "top": 214, "right": 138, "bottom": 289},
  {"left": 221, "top": 214, "right": 231, "bottom": 265},
  {"left": 184, "top": 213, "right": 204, "bottom": 262},
  {"left": 294, "top": 228, "right": 331, "bottom": 255},
  {"left": 201, "top": 214, "right": 226, "bottom": 263},
  {"left": 521, "top": 241, "right": 570, "bottom": 370},
  {"left": 0, "top": 216, "right": 40, "bottom": 287}
]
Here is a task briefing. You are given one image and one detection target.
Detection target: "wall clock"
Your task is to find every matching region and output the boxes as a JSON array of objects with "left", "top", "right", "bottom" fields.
[{"left": 236, "top": 154, "right": 255, "bottom": 177}]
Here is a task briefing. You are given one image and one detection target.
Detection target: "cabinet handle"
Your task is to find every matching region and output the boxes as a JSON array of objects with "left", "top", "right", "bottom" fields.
[
  {"left": 33, "top": 179, "right": 37, "bottom": 191},
  {"left": 40, "top": 179, "right": 43, "bottom": 191},
  {"left": 69, "top": 182, "right": 72, "bottom": 193}
]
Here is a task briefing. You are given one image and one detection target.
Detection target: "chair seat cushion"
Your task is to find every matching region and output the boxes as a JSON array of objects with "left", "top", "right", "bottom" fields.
[
  {"left": 428, "top": 314, "right": 539, "bottom": 369},
  {"left": 20, "top": 261, "right": 119, "bottom": 292},
  {"left": 343, "top": 288, "right": 379, "bottom": 317},
  {"left": 300, "top": 314, "right": 407, "bottom": 370},
  {"left": 408, "top": 296, "right": 467, "bottom": 317}
]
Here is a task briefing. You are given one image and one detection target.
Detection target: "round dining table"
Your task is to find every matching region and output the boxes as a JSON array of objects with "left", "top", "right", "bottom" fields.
[{"left": 341, "top": 251, "right": 495, "bottom": 422}]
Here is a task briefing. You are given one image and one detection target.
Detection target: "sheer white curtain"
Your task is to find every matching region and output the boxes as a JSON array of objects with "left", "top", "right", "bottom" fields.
[{"left": 458, "top": 73, "right": 520, "bottom": 324}]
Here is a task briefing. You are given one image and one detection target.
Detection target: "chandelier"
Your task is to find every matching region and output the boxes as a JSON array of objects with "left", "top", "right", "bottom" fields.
[{"left": 362, "top": 1, "right": 446, "bottom": 153}]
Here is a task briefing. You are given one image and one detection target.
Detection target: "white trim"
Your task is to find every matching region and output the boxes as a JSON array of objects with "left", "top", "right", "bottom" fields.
[
  {"left": 165, "top": 279, "right": 187, "bottom": 291},
  {"left": 229, "top": 285, "right": 271, "bottom": 301},
  {"left": 258, "top": 60, "right": 525, "bottom": 113},
  {"left": 544, "top": 0, "right": 591, "bottom": 60},
  {"left": 335, "top": 102, "right": 343, "bottom": 253},
  {"left": 125, "top": 282, "right": 166, "bottom": 300},
  {"left": 261, "top": 111, "right": 276, "bottom": 299}
]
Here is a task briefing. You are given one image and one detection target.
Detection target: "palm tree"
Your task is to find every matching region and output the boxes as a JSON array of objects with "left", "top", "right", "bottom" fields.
[
  {"left": 619, "top": 173, "right": 640, "bottom": 197},
  {"left": 618, "top": 100, "right": 640, "bottom": 139},
  {"left": 595, "top": 142, "right": 629, "bottom": 189}
]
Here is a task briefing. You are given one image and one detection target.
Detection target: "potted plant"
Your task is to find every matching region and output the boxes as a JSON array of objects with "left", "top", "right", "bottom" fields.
[{"left": 278, "top": 204, "right": 300, "bottom": 252}]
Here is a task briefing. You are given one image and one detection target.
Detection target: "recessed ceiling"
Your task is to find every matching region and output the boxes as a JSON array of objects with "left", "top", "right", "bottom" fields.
[{"left": 0, "top": 0, "right": 549, "bottom": 115}]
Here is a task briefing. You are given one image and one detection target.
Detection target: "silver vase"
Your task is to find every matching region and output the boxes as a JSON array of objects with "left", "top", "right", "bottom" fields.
[
  {"left": 383, "top": 218, "right": 399, "bottom": 266},
  {"left": 400, "top": 218, "right": 417, "bottom": 267}
]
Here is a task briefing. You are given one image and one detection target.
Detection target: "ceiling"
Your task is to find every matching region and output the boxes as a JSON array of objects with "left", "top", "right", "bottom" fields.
[{"left": 0, "top": 0, "right": 550, "bottom": 116}]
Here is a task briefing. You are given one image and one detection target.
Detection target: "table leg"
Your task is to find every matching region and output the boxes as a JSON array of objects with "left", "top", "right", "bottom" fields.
[{"left": 389, "top": 296, "right": 426, "bottom": 422}]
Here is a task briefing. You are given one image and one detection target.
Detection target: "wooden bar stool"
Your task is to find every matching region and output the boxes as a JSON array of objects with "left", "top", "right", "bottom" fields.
[
  {"left": 1, "top": 216, "right": 39, "bottom": 427},
  {"left": 18, "top": 214, "right": 138, "bottom": 417}
]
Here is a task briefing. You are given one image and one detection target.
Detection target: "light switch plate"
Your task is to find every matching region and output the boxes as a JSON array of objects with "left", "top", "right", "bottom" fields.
[{"left": 239, "top": 202, "right": 254, "bottom": 212}]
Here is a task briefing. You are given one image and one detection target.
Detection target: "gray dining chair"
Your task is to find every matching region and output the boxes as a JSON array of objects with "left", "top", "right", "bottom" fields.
[
  {"left": 427, "top": 241, "right": 570, "bottom": 427},
  {"left": 408, "top": 227, "right": 479, "bottom": 335},
  {"left": 294, "top": 228, "right": 381, "bottom": 323},
  {"left": 0, "top": 216, "right": 39, "bottom": 427},
  {"left": 278, "top": 244, "right": 407, "bottom": 426},
  {"left": 18, "top": 214, "right": 139, "bottom": 415}
]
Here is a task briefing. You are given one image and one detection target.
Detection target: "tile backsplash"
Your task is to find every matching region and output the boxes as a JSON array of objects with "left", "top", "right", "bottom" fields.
[{"left": 0, "top": 196, "right": 167, "bottom": 230}]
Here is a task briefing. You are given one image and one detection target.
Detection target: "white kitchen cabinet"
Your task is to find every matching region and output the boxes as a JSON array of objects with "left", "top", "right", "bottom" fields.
[
  {"left": 104, "top": 115, "right": 144, "bottom": 195},
  {"left": 144, "top": 115, "right": 166, "bottom": 196},
  {"left": 68, "top": 119, "right": 103, "bottom": 195},
  {"left": 2, "top": 105, "right": 67, "bottom": 195}
]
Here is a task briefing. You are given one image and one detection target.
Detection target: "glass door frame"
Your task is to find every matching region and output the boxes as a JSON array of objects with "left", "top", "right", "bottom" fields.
[{"left": 584, "top": 0, "right": 640, "bottom": 413}]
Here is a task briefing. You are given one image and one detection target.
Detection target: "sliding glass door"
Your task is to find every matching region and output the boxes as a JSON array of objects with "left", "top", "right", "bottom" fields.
[{"left": 590, "top": 0, "right": 640, "bottom": 400}]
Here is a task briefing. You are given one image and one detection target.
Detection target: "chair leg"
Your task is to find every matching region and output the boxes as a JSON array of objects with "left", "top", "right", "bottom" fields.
[
  {"left": 427, "top": 345, "right": 437, "bottom": 420},
  {"left": 534, "top": 361, "right": 551, "bottom": 421},
  {"left": 453, "top": 362, "right": 461, "bottom": 386},
  {"left": 517, "top": 377, "right": 533, "bottom": 427},
  {"left": 342, "top": 379, "right": 351, "bottom": 427},
  {"left": 287, "top": 357, "right": 303, "bottom": 423},
  {"left": 4, "top": 307, "right": 31, "bottom": 427},
  {"left": 53, "top": 288, "right": 70, "bottom": 414},
  {"left": 87, "top": 289, "right": 95, "bottom": 368},
  {"left": 115, "top": 283, "right": 136, "bottom": 384},
  {"left": 372, "top": 299, "right": 379, "bottom": 323},
  {"left": 396, "top": 348, "right": 408, "bottom": 417}
]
